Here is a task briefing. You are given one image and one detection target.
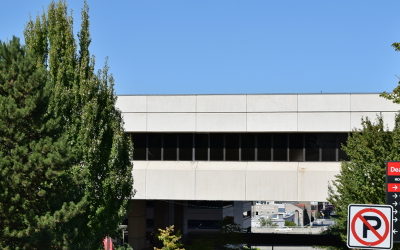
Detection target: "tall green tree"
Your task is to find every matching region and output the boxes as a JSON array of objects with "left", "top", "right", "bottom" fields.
[
  {"left": 0, "top": 36, "right": 69, "bottom": 249},
  {"left": 0, "top": 1, "right": 133, "bottom": 249},
  {"left": 328, "top": 42, "right": 400, "bottom": 248},
  {"left": 328, "top": 116, "right": 400, "bottom": 244}
]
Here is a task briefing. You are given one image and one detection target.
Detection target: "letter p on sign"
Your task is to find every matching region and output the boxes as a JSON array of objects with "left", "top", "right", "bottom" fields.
[{"left": 347, "top": 204, "right": 393, "bottom": 249}]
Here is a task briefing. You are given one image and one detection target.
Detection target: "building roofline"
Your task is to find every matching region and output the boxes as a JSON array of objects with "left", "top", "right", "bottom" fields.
[{"left": 117, "top": 92, "right": 385, "bottom": 97}]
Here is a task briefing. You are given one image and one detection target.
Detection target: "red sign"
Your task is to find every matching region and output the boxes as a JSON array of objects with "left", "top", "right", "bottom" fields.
[
  {"left": 387, "top": 162, "right": 400, "bottom": 176},
  {"left": 388, "top": 183, "right": 400, "bottom": 192}
]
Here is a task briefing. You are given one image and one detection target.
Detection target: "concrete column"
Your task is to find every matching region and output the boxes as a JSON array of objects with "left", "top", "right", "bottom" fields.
[
  {"left": 128, "top": 200, "right": 146, "bottom": 250},
  {"left": 168, "top": 201, "right": 175, "bottom": 226},
  {"left": 182, "top": 201, "right": 188, "bottom": 235}
]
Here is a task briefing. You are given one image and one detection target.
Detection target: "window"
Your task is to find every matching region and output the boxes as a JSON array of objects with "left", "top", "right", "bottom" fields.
[
  {"left": 273, "top": 134, "right": 287, "bottom": 161},
  {"left": 337, "top": 133, "right": 349, "bottom": 161},
  {"left": 257, "top": 134, "right": 271, "bottom": 161},
  {"left": 210, "top": 133, "right": 224, "bottom": 161},
  {"left": 289, "top": 134, "right": 304, "bottom": 161},
  {"left": 305, "top": 134, "right": 319, "bottom": 161},
  {"left": 241, "top": 133, "right": 255, "bottom": 161},
  {"left": 195, "top": 134, "right": 208, "bottom": 160},
  {"left": 148, "top": 134, "right": 162, "bottom": 160},
  {"left": 179, "top": 134, "right": 193, "bottom": 160},
  {"left": 225, "top": 133, "right": 239, "bottom": 161},
  {"left": 131, "top": 132, "right": 348, "bottom": 162},
  {"left": 320, "top": 133, "right": 336, "bottom": 161},
  {"left": 164, "top": 134, "right": 177, "bottom": 160},
  {"left": 132, "top": 133, "right": 146, "bottom": 160}
]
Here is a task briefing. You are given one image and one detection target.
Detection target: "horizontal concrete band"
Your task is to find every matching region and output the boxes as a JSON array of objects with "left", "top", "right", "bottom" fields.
[
  {"left": 117, "top": 94, "right": 400, "bottom": 113},
  {"left": 117, "top": 94, "right": 400, "bottom": 132},
  {"left": 132, "top": 161, "right": 341, "bottom": 202},
  {"left": 121, "top": 111, "right": 397, "bottom": 132}
]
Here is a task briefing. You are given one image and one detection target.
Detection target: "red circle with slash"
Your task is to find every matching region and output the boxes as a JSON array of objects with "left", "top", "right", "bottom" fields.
[{"left": 351, "top": 208, "right": 390, "bottom": 246}]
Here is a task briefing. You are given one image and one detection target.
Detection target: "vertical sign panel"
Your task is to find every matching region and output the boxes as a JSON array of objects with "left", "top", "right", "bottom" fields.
[{"left": 386, "top": 162, "right": 400, "bottom": 242}]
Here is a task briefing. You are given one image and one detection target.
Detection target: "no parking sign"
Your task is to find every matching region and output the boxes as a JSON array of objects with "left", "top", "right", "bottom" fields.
[{"left": 348, "top": 204, "right": 393, "bottom": 249}]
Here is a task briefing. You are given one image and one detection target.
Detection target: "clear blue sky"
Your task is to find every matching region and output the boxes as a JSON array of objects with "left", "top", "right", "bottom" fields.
[{"left": 2, "top": 1, "right": 400, "bottom": 95}]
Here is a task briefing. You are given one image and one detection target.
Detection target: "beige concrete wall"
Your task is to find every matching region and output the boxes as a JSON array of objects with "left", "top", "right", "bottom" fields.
[
  {"left": 117, "top": 94, "right": 400, "bottom": 132},
  {"left": 120, "top": 94, "right": 399, "bottom": 202},
  {"left": 132, "top": 161, "right": 341, "bottom": 202}
]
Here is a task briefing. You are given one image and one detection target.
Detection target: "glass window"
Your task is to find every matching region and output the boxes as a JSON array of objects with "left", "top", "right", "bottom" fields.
[
  {"left": 337, "top": 133, "right": 349, "bottom": 161},
  {"left": 132, "top": 132, "right": 348, "bottom": 162},
  {"left": 210, "top": 133, "right": 224, "bottom": 161},
  {"left": 321, "top": 133, "right": 336, "bottom": 161},
  {"left": 241, "top": 134, "right": 255, "bottom": 161},
  {"left": 148, "top": 134, "right": 162, "bottom": 160},
  {"left": 273, "top": 133, "right": 287, "bottom": 161},
  {"left": 289, "top": 134, "right": 304, "bottom": 161},
  {"left": 257, "top": 134, "right": 271, "bottom": 161},
  {"left": 305, "top": 133, "right": 319, "bottom": 161},
  {"left": 225, "top": 134, "right": 239, "bottom": 161},
  {"left": 195, "top": 134, "right": 208, "bottom": 160},
  {"left": 179, "top": 134, "right": 193, "bottom": 161},
  {"left": 132, "top": 133, "right": 146, "bottom": 160},
  {"left": 164, "top": 134, "right": 177, "bottom": 160}
]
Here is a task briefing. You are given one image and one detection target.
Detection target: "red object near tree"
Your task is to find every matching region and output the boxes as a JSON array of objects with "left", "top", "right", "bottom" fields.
[{"left": 103, "top": 236, "right": 114, "bottom": 250}]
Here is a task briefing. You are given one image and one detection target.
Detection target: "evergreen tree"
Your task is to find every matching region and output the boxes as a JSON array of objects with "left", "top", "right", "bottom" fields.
[
  {"left": 0, "top": 37, "right": 69, "bottom": 249},
  {"left": 0, "top": 1, "right": 133, "bottom": 248}
]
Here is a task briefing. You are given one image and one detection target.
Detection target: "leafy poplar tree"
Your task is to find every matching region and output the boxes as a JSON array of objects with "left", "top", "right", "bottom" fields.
[
  {"left": 0, "top": 1, "right": 133, "bottom": 249},
  {"left": 327, "top": 41, "right": 400, "bottom": 248},
  {"left": 328, "top": 116, "right": 400, "bottom": 244}
]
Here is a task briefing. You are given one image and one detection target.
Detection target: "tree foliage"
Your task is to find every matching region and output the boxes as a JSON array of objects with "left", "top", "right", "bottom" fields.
[
  {"left": 0, "top": 1, "right": 133, "bottom": 249},
  {"left": 284, "top": 220, "right": 296, "bottom": 227},
  {"left": 258, "top": 217, "right": 277, "bottom": 227},
  {"left": 328, "top": 116, "right": 400, "bottom": 243},
  {"left": 328, "top": 41, "right": 400, "bottom": 247},
  {"left": 154, "top": 225, "right": 185, "bottom": 250}
]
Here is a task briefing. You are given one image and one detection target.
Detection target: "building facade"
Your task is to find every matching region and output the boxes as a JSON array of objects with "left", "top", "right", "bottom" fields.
[{"left": 116, "top": 93, "right": 399, "bottom": 249}]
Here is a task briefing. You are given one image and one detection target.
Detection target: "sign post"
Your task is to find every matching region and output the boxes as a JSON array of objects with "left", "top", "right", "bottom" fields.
[
  {"left": 386, "top": 162, "right": 400, "bottom": 241},
  {"left": 347, "top": 204, "right": 393, "bottom": 249}
]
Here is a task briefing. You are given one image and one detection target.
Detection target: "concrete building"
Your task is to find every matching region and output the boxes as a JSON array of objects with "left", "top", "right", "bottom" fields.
[{"left": 116, "top": 93, "right": 399, "bottom": 249}]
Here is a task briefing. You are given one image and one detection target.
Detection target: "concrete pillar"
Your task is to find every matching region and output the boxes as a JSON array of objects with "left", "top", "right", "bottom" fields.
[
  {"left": 128, "top": 200, "right": 146, "bottom": 250},
  {"left": 168, "top": 201, "right": 175, "bottom": 226},
  {"left": 182, "top": 201, "right": 188, "bottom": 235}
]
